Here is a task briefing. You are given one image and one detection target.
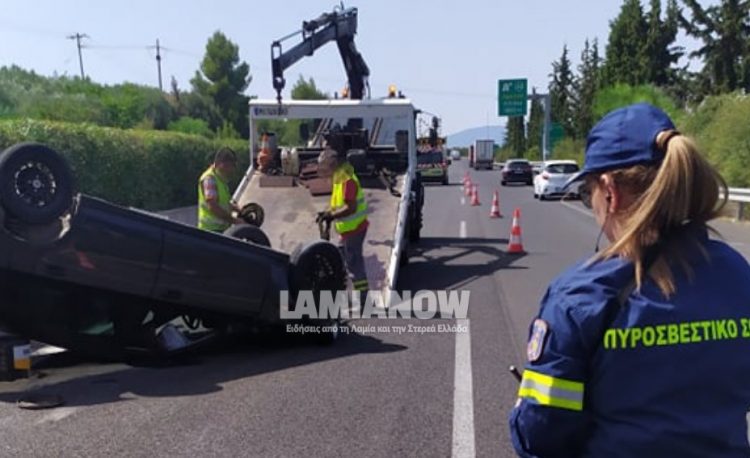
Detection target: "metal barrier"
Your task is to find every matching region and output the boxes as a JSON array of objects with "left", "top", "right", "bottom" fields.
[{"left": 728, "top": 188, "right": 750, "bottom": 220}]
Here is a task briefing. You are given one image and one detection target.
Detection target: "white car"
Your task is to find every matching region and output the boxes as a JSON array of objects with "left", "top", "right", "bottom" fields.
[{"left": 533, "top": 160, "right": 580, "bottom": 200}]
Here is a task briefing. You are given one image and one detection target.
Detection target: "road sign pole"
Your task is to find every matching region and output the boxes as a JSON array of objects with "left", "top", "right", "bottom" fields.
[
  {"left": 543, "top": 94, "right": 551, "bottom": 162},
  {"left": 527, "top": 92, "right": 552, "bottom": 162}
]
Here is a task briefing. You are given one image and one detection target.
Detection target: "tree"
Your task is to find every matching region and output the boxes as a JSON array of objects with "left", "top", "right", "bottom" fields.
[
  {"left": 602, "top": 0, "right": 648, "bottom": 86},
  {"left": 503, "top": 116, "right": 526, "bottom": 158},
  {"left": 679, "top": 0, "right": 750, "bottom": 93},
  {"left": 291, "top": 75, "right": 328, "bottom": 100},
  {"left": 191, "top": 31, "right": 252, "bottom": 138},
  {"left": 572, "top": 39, "right": 601, "bottom": 139},
  {"left": 549, "top": 45, "right": 576, "bottom": 138},
  {"left": 643, "top": 0, "right": 683, "bottom": 87}
]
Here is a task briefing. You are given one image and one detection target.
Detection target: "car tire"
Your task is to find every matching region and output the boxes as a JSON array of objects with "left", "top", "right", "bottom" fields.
[
  {"left": 224, "top": 224, "right": 271, "bottom": 247},
  {"left": 0, "top": 143, "right": 75, "bottom": 224},
  {"left": 501, "top": 181, "right": 506, "bottom": 186},
  {"left": 289, "top": 241, "right": 347, "bottom": 345},
  {"left": 539, "top": 194, "right": 546, "bottom": 201},
  {"left": 238, "top": 202, "right": 264, "bottom": 227}
]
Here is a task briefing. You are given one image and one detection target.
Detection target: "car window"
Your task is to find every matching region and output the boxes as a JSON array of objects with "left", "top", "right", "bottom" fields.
[
  {"left": 418, "top": 152, "right": 444, "bottom": 164},
  {"left": 546, "top": 163, "right": 579, "bottom": 174},
  {"left": 506, "top": 161, "right": 530, "bottom": 170}
]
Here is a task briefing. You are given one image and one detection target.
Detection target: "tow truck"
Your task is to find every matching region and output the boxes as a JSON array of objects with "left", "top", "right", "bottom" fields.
[{"left": 239, "top": 6, "right": 424, "bottom": 296}]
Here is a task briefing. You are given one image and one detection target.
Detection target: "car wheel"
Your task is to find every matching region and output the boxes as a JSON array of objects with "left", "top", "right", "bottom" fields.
[
  {"left": 224, "top": 224, "right": 271, "bottom": 247},
  {"left": 442, "top": 175, "right": 448, "bottom": 185},
  {"left": 501, "top": 181, "right": 506, "bottom": 186},
  {"left": 539, "top": 194, "right": 546, "bottom": 201},
  {"left": 0, "top": 143, "right": 75, "bottom": 224},
  {"left": 290, "top": 241, "right": 347, "bottom": 345}
]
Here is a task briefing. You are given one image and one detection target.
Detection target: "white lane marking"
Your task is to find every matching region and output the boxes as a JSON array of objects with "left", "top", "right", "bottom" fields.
[
  {"left": 453, "top": 220, "right": 474, "bottom": 456},
  {"left": 561, "top": 200, "right": 594, "bottom": 219},
  {"left": 36, "top": 407, "right": 78, "bottom": 424},
  {"left": 461, "top": 197, "right": 466, "bottom": 206},
  {"left": 452, "top": 318, "right": 475, "bottom": 458}
]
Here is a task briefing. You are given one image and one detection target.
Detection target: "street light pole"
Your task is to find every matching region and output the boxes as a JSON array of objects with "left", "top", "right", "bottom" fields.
[{"left": 528, "top": 92, "right": 551, "bottom": 162}]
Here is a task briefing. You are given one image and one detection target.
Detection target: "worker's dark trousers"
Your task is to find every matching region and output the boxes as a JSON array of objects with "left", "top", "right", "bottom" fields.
[{"left": 339, "top": 228, "right": 369, "bottom": 294}]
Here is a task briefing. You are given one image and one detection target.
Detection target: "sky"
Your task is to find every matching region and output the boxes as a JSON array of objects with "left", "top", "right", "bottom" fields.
[{"left": 0, "top": 0, "right": 704, "bottom": 136}]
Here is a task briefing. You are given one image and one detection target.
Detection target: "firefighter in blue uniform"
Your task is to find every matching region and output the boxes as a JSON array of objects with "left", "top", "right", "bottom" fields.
[{"left": 509, "top": 103, "right": 750, "bottom": 457}]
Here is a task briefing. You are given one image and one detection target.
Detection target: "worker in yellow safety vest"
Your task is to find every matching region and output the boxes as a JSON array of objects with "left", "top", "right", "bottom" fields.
[
  {"left": 317, "top": 147, "right": 369, "bottom": 294},
  {"left": 198, "top": 148, "right": 243, "bottom": 232}
]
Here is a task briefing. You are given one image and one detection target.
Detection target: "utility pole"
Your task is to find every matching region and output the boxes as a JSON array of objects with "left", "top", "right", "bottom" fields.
[
  {"left": 155, "top": 39, "right": 163, "bottom": 91},
  {"left": 66, "top": 33, "right": 89, "bottom": 79}
]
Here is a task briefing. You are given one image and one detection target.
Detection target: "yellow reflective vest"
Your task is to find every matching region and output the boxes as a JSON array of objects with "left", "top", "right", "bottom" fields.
[
  {"left": 330, "top": 163, "right": 368, "bottom": 234},
  {"left": 198, "top": 166, "right": 232, "bottom": 232}
]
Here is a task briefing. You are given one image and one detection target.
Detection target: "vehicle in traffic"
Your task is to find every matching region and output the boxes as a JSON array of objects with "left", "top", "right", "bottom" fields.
[
  {"left": 417, "top": 150, "right": 449, "bottom": 185},
  {"left": 501, "top": 159, "right": 533, "bottom": 186},
  {"left": 471, "top": 139, "right": 494, "bottom": 170},
  {"left": 533, "top": 160, "right": 580, "bottom": 200},
  {"left": 451, "top": 150, "right": 461, "bottom": 161}
]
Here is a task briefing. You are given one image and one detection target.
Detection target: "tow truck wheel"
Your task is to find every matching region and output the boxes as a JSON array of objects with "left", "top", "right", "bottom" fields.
[
  {"left": 0, "top": 143, "right": 74, "bottom": 224},
  {"left": 290, "top": 241, "right": 346, "bottom": 345},
  {"left": 224, "top": 224, "right": 271, "bottom": 247}
]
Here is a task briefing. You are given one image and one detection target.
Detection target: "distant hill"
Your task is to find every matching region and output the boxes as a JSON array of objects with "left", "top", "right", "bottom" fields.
[{"left": 447, "top": 125, "right": 506, "bottom": 148}]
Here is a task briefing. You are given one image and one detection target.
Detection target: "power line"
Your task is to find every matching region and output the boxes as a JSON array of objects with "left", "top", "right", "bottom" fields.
[{"left": 66, "top": 32, "right": 89, "bottom": 79}]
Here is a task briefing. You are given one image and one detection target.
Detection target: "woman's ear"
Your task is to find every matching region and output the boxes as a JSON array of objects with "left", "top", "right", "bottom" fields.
[{"left": 600, "top": 174, "right": 619, "bottom": 213}]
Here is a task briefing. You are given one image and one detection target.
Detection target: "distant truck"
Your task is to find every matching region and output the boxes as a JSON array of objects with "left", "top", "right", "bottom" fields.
[{"left": 471, "top": 139, "right": 494, "bottom": 170}]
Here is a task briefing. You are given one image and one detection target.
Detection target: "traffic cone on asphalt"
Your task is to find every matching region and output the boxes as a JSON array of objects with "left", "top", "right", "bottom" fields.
[
  {"left": 463, "top": 171, "right": 470, "bottom": 184},
  {"left": 471, "top": 184, "right": 481, "bottom": 206},
  {"left": 507, "top": 208, "right": 525, "bottom": 254},
  {"left": 465, "top": 179, "right": 473, "bottom": 197},
  {"left": 489, "top": 190, "right": 502, "bottom": 218}
]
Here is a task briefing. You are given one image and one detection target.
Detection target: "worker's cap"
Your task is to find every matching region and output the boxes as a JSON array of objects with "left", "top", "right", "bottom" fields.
[{"left": 565, "top": 103, "right": 675, "bottom": 189}]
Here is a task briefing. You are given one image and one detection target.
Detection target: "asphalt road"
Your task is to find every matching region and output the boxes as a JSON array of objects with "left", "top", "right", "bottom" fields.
[{"left": 1, "top": 160, "right": 748, "bottom": 457}]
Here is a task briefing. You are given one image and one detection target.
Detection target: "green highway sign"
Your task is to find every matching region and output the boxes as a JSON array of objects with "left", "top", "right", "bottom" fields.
[
  {"left": 497, "top": 79, "right": 528, "bottom": 116},
  {"left": 549, "top": 122, "right": 564, "bottom": 150}
]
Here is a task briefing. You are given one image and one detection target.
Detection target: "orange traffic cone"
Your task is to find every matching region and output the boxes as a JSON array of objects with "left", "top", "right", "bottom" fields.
[
  {"left": 463, "top": 171, "right": 470, "bottom": 184},
  {"left": 471, "top": 184, "right": 481, "bottom": 206},
  {"left": 507, "top": 208, "right": 525, "bottom": 254},
  {"left": 465, "top": 179, "right": 473, "bottom": 197},
  {"left": 489, "top": 190, "right": 502, "bottom": 218}
]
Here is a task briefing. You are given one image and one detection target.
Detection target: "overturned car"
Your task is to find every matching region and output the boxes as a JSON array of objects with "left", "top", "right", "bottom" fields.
[{"left": 0, "top": 143, "right": 346, "bottom": 359}]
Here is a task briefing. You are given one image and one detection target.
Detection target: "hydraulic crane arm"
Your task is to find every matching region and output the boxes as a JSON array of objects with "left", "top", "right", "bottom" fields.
[{"left": 271, "top": 6, "right": 370, "bottom": 103}]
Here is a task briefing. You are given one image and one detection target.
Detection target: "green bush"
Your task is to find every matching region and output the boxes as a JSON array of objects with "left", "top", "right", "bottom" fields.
[
  {"left": 167, "top": 116, "right": 214, "bottom": 138},
  {"left": 682, "top": 93, "right": 750, "bottom": 188},
  {"left": 594, "top": 84, "right": 682, "bottom": 124},
  {"left": 549, "top": 138, "right": 586, "bottom": 166},
  {"left": 0, "top": 119, "right": 248, "bottom": 210}
]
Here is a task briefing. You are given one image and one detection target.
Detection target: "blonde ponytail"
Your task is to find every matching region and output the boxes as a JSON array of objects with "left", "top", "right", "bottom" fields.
[{"left": 597, "top": 130, "right": 728, "bottom": 296}]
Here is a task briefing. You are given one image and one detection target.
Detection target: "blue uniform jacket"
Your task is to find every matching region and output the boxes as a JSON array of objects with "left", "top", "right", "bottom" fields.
[{"left": 509, "top": 229, "right": 750, "bottom": 457}]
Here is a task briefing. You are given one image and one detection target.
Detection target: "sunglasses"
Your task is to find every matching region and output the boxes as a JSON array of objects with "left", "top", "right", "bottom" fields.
[{"left": 579, "top": 179, "right": 596, "bottom": 209}]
